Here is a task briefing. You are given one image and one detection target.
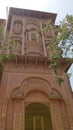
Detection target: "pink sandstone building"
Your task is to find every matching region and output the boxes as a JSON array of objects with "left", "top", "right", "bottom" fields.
[{"left": 0, "top": 7, "right": 73, "bottom": 130}]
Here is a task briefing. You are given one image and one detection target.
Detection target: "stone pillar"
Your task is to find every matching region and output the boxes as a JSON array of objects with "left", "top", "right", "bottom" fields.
[
  {"left": 10, "top": 16, "right": 15, "bottom": 34},
  {"left": 21, "top": 19, "right": 25, "bottom": 55},
  {"left": 1, "top": 99, "right": 8, "bottom": 130},
  {"left": 40, "top": 21, "right": 47, "bottom": 57},
  {"left": 22, "top": 101, "right": 25, "bottom": 130},
  {"left": 50, "top": 101, "right": 56, "bottom": 130},
  {"left": 61, "top": 76, "right": 73, "bottom": 130},
  {"left": 50, "top": 100, "right": 64, "bottom": 130},
  {"left": 13, "top": 99, "right": 23, "bottom": 130},
  {"left": 66, "top": 103, "right": 73, "bottom": 130}
]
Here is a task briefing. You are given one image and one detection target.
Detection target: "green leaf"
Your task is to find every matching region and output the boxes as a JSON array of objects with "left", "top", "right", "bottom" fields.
[{"left": 56, "top": 77, "right": 64, "bottom": 86}]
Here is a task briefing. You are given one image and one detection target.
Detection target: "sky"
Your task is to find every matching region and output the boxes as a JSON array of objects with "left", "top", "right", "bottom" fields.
[
  {"left": 0, "top": 0, "right": 73, "bottom": 24},
  {"left": 0, "top": 0, "right": 73, "bottom": 90}
]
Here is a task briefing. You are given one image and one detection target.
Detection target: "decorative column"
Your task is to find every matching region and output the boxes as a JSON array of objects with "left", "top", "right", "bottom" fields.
[
  {"left": 40, "top": 21, "right": 47, "bottom": 57},
  {"left": 61, "top": 75, "right": 73, "bottom": 130},
  {"left": 50, "top": 100, "right": 64, "bottom": 130},
  {"left": 21, "top": 19, "right": 25, "bottom": 55},
  {"left": 22, "top": 100, "right": 25, "bottom": 130},
  {"left": 1, "top": 72, "right": 10, "bottom": 130},
  {"left": 13, "top": 99, "right": 23, "bottom": 130},
  {"left": 50, "top": 101, "right": 56, "bottom": 130}
]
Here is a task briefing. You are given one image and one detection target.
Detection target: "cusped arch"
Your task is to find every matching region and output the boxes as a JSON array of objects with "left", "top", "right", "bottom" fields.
[
  {"left": 10, "top": 77, "right": 63, "bottom": 100},
  {"left": 20, "top": 77, "right": 52, "bottom": 95},
  {"left": 10, "top": 77, "right": 52, "bottom": 98}
]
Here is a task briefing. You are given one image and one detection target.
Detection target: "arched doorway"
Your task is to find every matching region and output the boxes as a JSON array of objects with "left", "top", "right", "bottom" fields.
[{"left": 25, "top": 103, "right": 53, "bottom": 130}]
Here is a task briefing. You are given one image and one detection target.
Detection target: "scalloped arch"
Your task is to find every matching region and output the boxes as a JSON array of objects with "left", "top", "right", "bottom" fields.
[
  {"left": 10, "top": 77, "right": 63, "bottom": 100},
  {"left": 10, "top": 77, "right": 52, "bottom": 97}
]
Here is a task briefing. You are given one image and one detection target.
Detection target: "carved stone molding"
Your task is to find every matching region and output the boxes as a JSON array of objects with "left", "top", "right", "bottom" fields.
[
  {"left": 23, "top": 78, "right": 51, "bottom": 95},
  {"left": 10, "top": 77, "right": 63, "bottom": 101},
  {"left": 10, "top": 77, "right": 52, "bottom": 98}
]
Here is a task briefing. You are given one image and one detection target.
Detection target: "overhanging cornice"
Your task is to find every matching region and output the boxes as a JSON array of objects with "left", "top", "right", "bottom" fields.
[{"left": 7, "top": 7, "right": 57, "bottom": 30}]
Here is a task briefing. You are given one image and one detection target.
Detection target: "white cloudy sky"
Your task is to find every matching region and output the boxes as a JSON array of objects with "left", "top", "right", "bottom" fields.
[
  {"left": 0, "top": 0, "right": 73, "bottom": 90},
  {"left": 0, "top": 0, "right": 73, "bottom": 24}
]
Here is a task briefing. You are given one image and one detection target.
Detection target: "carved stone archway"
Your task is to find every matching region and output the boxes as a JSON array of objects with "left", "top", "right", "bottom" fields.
[
  {"left": 5, "top": 77, "right": 64, "bottom": 130},
  {"left": 11, "top": 77, "right": 52, "bottom": 98}
]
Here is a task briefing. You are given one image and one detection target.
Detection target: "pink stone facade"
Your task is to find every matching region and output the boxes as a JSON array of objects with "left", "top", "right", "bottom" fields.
[{"left": 0, "top": 7, "right": 73, "bottom": 130}]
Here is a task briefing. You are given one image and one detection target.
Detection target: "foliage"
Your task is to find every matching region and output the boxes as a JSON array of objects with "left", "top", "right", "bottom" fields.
[
  {"left": 56, "top": 77, "right": 64, "bottom": 86},
  {"left": 0, "top": 25, "right": 4, "bottom": 40},
  {"left": 9, "top": 34, "right": 19, "bottom": 54},
  {"left": 0, "top": 15, "right": 73, "bottom": 84},
  {"left": 0, "top": 25, "right": 18, "bottom": 77},
  {"left": 58, "top": 15, "right": 73, "bottom": 57},
  {"left": 0, "top": 31, "right": 19, "bottom": 62},
  {"left": 0, "top": 63, "right": 3, "bottom": 72},
  {"left": 46, "top": 15, "right": 73, "bottom": 84},
  {"left": 47, "top": 15, "right": 73, "bottom": 59},
  {"left": 0, "top": 63, "right": 3, "bottom": 81}
]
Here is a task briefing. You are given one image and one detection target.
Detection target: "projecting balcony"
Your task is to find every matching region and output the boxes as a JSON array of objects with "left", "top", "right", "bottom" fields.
[{"left": 25, "top": 41, "right": 44, "bottom": 56}]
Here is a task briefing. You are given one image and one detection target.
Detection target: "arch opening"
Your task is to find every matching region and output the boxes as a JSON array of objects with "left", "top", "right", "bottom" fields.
[{"left": 25, "top": 103, "right": 53, "bottom": 130}]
